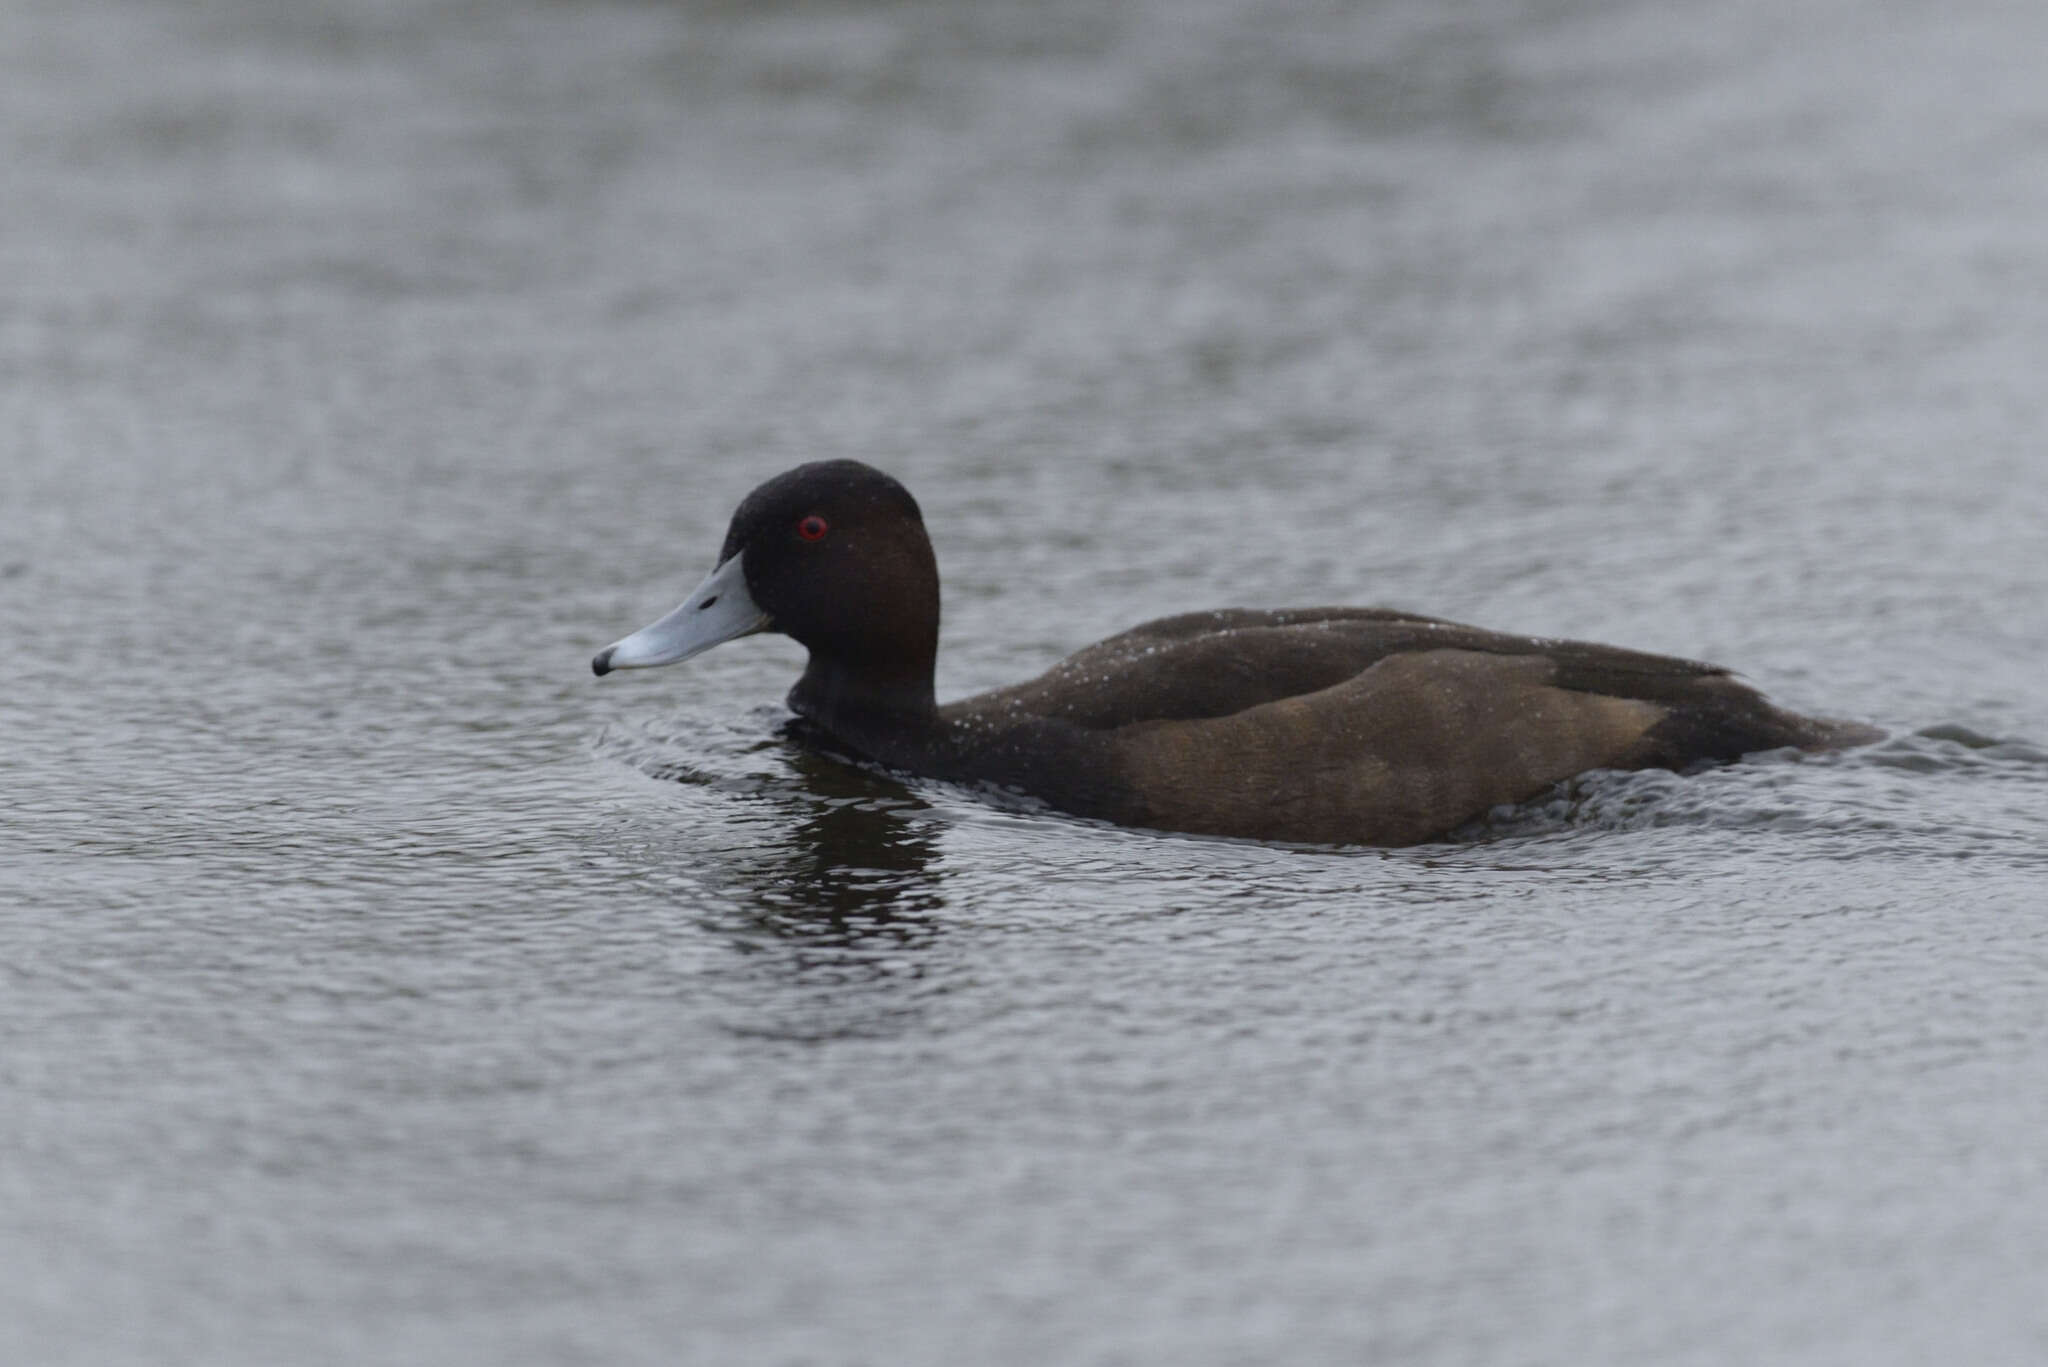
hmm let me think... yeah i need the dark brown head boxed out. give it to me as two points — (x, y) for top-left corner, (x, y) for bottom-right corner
(592, 460), (941, 717)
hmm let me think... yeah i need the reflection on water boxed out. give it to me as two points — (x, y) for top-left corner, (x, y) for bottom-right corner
(676, 736), (950, 1041)
(734, 741), (945, 930)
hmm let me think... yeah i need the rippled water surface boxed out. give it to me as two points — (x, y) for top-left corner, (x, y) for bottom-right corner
(8, 1), (2048, 1363)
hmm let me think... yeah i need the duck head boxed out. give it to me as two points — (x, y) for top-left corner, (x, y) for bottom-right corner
(593, 460), (941, 719)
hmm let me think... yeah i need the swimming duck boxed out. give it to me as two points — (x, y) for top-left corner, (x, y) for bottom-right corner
(593, 460), (1877, 845)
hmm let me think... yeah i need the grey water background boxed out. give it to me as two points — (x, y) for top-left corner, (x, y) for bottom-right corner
(7, 0), (2048, 1362)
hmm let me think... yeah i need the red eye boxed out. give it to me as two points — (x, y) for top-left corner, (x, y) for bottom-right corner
(796, 515), (829, 542)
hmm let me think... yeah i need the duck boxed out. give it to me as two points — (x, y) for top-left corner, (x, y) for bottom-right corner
(592, 460), (1879, 846)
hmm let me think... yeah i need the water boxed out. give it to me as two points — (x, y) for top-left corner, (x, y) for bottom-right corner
(7, 0), (2048, 1362)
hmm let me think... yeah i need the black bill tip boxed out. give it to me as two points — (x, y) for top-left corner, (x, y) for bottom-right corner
(591, 647), (615, 677)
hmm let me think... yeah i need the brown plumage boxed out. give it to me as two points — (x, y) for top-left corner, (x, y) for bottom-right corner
(593, 461), (1880, 846)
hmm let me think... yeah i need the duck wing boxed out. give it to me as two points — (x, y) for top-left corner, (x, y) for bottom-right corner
(954, 606), (1743, 731)
(1097, 644), (1866, 846)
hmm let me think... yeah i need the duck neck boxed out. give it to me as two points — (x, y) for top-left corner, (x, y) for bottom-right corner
(787, 652), (940, 762)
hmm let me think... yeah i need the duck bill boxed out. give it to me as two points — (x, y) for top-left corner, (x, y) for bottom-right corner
(592, 553), (769, 676)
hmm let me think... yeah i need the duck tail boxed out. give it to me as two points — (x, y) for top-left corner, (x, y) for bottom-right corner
(1642, 694), (1883, 768)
